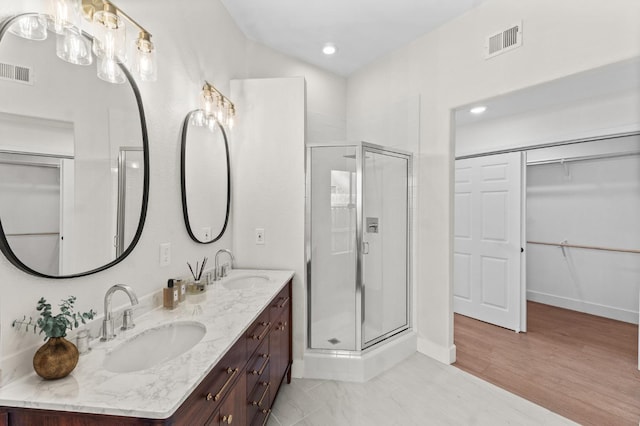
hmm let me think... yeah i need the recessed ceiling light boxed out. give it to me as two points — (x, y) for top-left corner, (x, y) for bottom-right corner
(322, 43), (337, 55)
(470, 105), (487, 114)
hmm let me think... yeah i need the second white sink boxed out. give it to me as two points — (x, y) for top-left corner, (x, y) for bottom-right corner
(103, 321), (206, 373)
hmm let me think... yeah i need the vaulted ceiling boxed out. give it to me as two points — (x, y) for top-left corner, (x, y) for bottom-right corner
(220, 0), (487, 76)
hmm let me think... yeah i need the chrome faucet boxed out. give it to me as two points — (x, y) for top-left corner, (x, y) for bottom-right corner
(214, 249), (235, 280)
(101, 284), (139, 341)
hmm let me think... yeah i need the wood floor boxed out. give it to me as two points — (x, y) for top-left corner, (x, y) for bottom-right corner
(454, 302), (640, 425)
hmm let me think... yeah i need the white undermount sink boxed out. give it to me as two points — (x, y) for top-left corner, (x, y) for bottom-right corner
(222, 274), (269, 290)
(103, 321), (206, 373)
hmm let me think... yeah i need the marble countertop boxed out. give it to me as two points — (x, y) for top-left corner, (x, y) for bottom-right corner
(0, 269), (294, 419)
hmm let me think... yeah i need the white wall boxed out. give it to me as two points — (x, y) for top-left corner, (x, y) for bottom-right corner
(0, 0), (345, 385)
(230, 77), (306, 372)
(347, 0), (640, 363)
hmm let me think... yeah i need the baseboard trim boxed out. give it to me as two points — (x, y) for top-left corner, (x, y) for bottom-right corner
(417, 337), (456, 364)
(527, 290), (638, 324)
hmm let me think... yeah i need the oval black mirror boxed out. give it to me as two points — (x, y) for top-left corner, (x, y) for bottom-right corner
(0, 14), (149, 278)
(180, 110), (230, 244)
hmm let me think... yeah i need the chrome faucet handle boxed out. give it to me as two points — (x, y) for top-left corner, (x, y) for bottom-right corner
(121, 308), (135, 331)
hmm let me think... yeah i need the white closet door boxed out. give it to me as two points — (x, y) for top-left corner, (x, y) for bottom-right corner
(454, 152), (525, 332)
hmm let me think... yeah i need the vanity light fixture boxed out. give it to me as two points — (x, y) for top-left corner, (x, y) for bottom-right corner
(8, 0), (157, 83)
(201, 81), (236, 129)
(470, 105), (487, 114)
(82, 0), (157, 82)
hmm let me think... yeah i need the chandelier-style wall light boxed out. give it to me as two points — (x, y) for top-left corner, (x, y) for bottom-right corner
(199, 81), (236, 130)
(8, 0), (156, 83)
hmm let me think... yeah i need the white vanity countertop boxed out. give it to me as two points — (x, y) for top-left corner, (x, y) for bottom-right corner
(0, 269), (294, 419)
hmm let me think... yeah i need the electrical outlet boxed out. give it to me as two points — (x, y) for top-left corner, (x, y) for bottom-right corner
(202, 227), (211, 242)
(159, 243), (171, 266)
(255, 228), (265, 245)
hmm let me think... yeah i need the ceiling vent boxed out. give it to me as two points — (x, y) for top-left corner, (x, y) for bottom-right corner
(485, 22), (522, 59)
(0, 62), (33, 85)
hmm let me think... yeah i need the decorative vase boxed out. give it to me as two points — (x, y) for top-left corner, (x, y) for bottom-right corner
(33, 336), (79, 380)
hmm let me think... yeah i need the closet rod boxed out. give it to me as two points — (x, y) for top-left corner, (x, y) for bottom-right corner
(527, 240), (640, 255)
(455, 130), (640, 160)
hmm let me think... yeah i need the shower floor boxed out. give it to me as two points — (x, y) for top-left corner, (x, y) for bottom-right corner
(311, 311), (356, 351)
(311, 313), (392, 351)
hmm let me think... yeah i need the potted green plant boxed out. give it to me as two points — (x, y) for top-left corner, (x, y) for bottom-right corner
(13, 296), (96, 380)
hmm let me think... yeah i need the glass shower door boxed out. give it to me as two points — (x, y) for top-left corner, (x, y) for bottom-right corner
(361, 147), (409, 347)
(309, 145), (358, 351)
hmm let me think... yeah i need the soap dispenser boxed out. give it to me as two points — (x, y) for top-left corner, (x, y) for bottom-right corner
(163, 279), (179, 309)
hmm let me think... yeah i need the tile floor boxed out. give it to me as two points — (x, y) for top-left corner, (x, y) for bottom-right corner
(268, 353), (576, 425)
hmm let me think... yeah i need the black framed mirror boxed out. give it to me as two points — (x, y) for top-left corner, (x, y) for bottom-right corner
(0, 14), (149, 278)
(180, 110), (230, 244)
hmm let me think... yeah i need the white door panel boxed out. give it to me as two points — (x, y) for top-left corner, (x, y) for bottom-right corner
(454, 152), (525, 332)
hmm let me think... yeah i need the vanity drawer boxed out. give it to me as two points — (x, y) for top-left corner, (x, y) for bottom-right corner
(247, 379), (271, 424)
(270, 281), (291, 322)
(246, 309), (271, 355)
(173, 338), (246, 425)
(251, 407), (272, 426)
(246, 337), (271, 393)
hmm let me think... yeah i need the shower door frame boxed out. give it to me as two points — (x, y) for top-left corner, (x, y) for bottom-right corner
(306, 141), (413, 353)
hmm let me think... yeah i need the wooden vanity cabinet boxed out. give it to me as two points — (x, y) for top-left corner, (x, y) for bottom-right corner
(1, 280), (292, 426)
(269, 284), (292, 405)
(246, 281), (292, 425)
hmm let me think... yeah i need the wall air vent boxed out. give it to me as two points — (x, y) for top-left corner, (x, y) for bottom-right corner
(485, 22), (522, 59)
(0, 62), (33, 85)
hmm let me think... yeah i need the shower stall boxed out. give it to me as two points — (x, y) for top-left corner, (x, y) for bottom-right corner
(305, 142), (415, 381)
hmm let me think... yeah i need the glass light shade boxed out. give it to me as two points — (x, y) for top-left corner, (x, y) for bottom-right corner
(56, 27), (92, 65)
(216, 97), (225, 123)
(92, 10), (126, 63)
(97, 56), (126, 84)
(202, 94), (214, 117)
(9, 15), (48, 41)
(227, 114), (235, 130)
(133, 46), (157, 82)
(47, 0), (81, 35)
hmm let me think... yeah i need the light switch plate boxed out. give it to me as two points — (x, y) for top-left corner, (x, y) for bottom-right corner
(255, 228), (265, 245)
(159, 243), (171, 266)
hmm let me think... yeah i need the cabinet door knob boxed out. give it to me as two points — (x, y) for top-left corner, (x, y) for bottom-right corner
(222, 414), (233, 424)
(205, 392), (213, 401)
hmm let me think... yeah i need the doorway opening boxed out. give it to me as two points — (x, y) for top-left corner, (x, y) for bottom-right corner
(450, 58), (640, 425)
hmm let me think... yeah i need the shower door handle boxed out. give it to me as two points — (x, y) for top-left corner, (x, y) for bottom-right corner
(363, 242), (369, 254)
